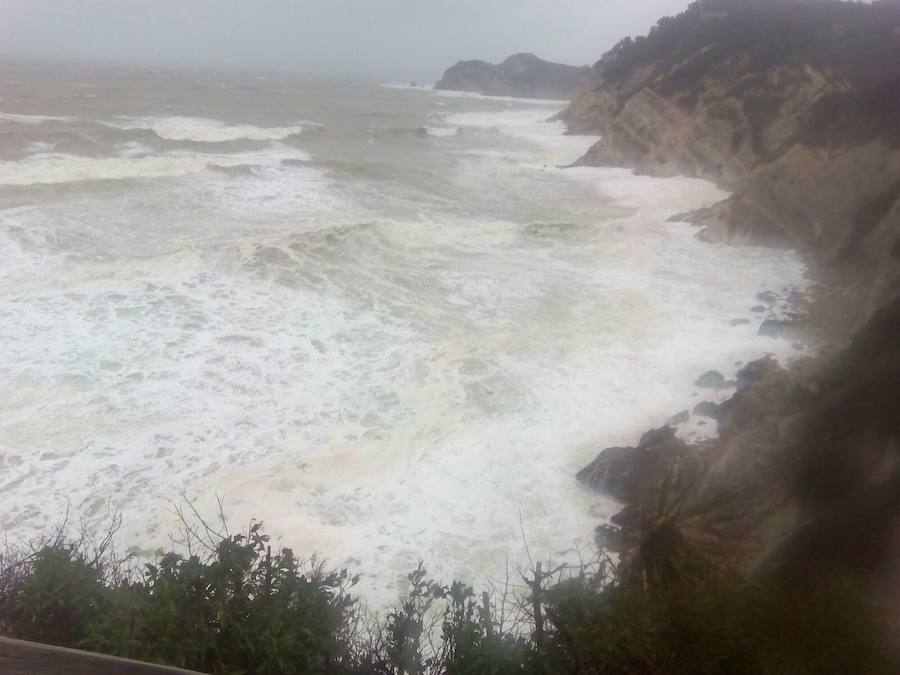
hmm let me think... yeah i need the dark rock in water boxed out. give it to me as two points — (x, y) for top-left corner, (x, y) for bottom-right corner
(435, 52), (587, 99)
(576, 445), (633, 498)
(576, 426), (694, 505)
(735, 357), (777, 389)
(695, 370), (726, 389)
(730, 318), (751, 326)
(666, 210), (698, 223)
(638, 425), (678, 447)
(693, 400), (724, 421)
(751, 305), (766, 313)
(668, 410), (690, 425)
(756, 291), (777, 305)
(758, 319), (798, 339)
(409, 80), (419, 88)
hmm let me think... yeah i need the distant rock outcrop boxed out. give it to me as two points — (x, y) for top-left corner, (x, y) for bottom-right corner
(435, 53), (587, 100)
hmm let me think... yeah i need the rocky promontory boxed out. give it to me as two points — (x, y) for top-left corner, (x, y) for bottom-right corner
(435, 53), (586, 99)
(562, 0), (900, 328)
(571, 0), (900, 587)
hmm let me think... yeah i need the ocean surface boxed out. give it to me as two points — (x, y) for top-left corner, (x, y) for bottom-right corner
(0, 62), (807, 604)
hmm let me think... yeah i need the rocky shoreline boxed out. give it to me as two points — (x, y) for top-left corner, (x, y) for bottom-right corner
(565, 0), (900, 581)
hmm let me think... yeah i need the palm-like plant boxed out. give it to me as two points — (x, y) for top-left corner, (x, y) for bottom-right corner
(616, 459), (749, 591)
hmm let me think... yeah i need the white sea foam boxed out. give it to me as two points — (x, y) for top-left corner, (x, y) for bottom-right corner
(199, 164), (344, 218)
(432, 88), (569, 105)
(0, 112), (76, 124)
(425, 126), (459, 137)
(382, 81), (434, 90)
(0, 83), (810, 607)
(112, 115), (307, 142)
(442, 108), (595, 166)
(0, 145), (310, 185)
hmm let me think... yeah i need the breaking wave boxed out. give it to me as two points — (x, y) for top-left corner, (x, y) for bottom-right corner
(111, 115), (308, 143)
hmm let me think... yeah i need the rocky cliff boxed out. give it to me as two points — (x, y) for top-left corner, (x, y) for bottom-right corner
(562, 0), (900, 328)
(571, 0), (900, 585)
(435, 53), (586, 99)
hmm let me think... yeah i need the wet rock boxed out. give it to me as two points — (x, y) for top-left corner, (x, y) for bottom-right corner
(730, 318), (750, 326)
(752, 305), (766, 313)
(576, 426), (693, 504)
(668, 410), (690, 425)
(693, 400), (725, 421)
(758, 319), (797, 339)
(756, 291), (778, 305)
(695, 370), (726, 389)
(733, 358), (775, 390)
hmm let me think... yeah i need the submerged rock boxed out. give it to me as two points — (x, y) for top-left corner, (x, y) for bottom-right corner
(693, 400), (725, 421)
(758, 319), (798, 340)
(695, 370), (726, 389)
(668, 409), (690, 425)
(735, 357), (777, 390)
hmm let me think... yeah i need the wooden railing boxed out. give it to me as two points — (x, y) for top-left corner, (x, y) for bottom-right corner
(0, 636), (206, 674)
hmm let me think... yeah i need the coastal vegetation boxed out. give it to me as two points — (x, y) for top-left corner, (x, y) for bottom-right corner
(1, 500), (896, 674)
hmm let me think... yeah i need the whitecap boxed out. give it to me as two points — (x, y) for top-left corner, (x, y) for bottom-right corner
(0, 145), (310, 186)
(431, 88), (569, 105)
(0, 112), (77, 124)
(444, 109), (598, 166)
(425, 126), (459, 138)
(111, 115), (308, 143)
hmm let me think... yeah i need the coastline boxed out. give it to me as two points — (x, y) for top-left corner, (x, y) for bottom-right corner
(564, 132), (896, 567)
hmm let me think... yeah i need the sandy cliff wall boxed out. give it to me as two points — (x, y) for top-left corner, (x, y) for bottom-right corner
(570, 0), (900, 579)
(562, 0), (900, 327)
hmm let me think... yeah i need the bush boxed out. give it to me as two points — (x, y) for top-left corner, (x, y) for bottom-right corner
(0, 520), (358, 674)
(0, 513), (896, 674)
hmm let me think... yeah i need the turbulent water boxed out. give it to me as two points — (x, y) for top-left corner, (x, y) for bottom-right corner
(0, 62), (807, 604)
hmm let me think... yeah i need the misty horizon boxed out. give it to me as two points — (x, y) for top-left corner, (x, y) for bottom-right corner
(0, 0), (695, 80)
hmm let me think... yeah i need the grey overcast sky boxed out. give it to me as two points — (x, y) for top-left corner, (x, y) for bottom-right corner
(0, 0), (694, 80)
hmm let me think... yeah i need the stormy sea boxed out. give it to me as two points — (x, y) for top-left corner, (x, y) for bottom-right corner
(0, 62), (807, 604)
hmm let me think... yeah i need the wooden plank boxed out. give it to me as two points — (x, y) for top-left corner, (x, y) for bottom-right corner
(0, 636), (206, 675)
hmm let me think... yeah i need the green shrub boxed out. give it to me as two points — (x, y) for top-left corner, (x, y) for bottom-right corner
(1, 516), (896, 674)
(86, 523), (358, 674)
(3, 545), (107, 646)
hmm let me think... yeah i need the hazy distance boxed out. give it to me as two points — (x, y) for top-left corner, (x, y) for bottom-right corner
(0, 0), (694, 80)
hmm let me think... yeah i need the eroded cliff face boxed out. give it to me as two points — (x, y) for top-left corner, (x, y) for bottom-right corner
(435, 53), (587, 100)
(563, 0), (900, 326)
(572, 0), (900, 582)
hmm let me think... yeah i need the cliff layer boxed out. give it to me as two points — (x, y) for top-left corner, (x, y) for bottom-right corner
(571, 0), (900, 584)
(563, 0), (900, 326)
(435, 53), (586, 100)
